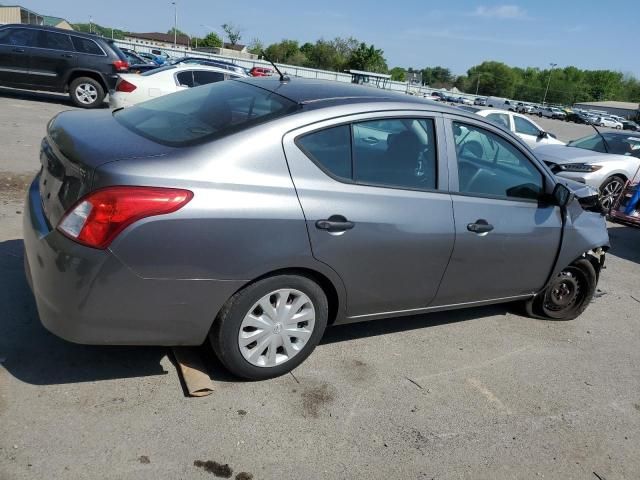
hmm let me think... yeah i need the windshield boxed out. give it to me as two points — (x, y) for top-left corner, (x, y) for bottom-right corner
(569, 133), (640, 157)
(114, 80), (299, 147)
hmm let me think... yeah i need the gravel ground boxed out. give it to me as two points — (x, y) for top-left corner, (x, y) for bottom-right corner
(1, 90), (639, 480)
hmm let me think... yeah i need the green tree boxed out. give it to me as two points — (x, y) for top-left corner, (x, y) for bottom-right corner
(466, 61), (518, 97)
(347, 43), (388, 73)
(389, 67), (406, 82)
(199, 32), (222, 48)
(167, 27), (187, 36)
(221, 23), (242, 45)
(247, 38), (264, 55)
(265, 40), (303, 64)
(71, 23), (126, 40)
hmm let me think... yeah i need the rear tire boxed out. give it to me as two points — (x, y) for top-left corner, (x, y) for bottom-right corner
(210, 275), (328, 380)
(523, 259), (596, 321)
(69, 77), (105, 108)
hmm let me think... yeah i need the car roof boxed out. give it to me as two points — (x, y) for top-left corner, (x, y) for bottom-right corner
(165, 64), (241, 74)
(0, 23), (111, 42)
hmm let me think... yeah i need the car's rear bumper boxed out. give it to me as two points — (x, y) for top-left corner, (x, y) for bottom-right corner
(23, 175), (244, 346)
(108, 92), (137, 109)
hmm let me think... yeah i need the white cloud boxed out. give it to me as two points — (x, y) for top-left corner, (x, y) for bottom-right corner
(472, 5), (528, 19)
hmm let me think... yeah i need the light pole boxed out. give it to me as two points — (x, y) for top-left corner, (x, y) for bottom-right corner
(542, 62), (557, 106)
(172, 2), (177, 49)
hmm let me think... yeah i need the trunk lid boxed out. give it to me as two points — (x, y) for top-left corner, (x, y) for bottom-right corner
(39, 110), (173, 226)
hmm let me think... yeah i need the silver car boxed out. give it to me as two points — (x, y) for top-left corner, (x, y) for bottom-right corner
(24, 78), (609, 380)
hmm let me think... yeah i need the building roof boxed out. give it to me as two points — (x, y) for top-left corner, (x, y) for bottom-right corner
(574, 101), (640, 111)
(222, 42), (245, 51)
(125, 31), (190, 47)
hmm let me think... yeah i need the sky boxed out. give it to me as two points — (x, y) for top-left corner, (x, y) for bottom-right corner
(23, 0), (635, 77)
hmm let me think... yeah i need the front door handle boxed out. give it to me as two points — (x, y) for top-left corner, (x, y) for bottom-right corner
(467, 219), (494, 234)
(61, 53), (74, 58)
(316, 215), (355, 233)
(12, 48), (25, 53)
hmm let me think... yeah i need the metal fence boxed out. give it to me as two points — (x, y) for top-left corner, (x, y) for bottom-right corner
(114, 40), (478, 101)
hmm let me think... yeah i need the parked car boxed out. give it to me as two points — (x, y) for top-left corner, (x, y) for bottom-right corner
(539, 107), (567, 120)
(595, 116), (623, 129)
(249, 66), (273, 77)
(24, 78), (609, 380)
(171, 57), (248, 77)
(516, 102), (534, 114)
(0, 24), (129, 107)
(458, 96), (473, 105)
(474, 97), (487, 106)
(565, 112), (590, 124)
(536, 131), (640, 209)
(137, 52), (165, 65)
(622, 120), (640, 131)
(109, 64), (243, 109)
(475, 109), (564, 148)
(431, 91), (447, 101)
(485, 96), (517, 111)
(118, 48), (159, 74)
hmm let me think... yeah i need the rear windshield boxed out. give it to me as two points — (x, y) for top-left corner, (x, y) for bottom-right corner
(114, 80), (299, 146)
(106, 40), (128, 61)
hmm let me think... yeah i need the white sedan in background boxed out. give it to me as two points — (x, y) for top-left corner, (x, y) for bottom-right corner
(475, 109), (565, 148)
(109, 64), (245, 109)
(595, 116), (623, 129)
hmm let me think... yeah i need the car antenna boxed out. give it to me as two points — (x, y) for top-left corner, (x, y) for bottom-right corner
(589, 123), (609, 153)
(260, 51), (289, 82)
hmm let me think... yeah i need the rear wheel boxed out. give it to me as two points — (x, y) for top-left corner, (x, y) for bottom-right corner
(69, 77), (105, 108)
(210, 275), (328, 380)
(524, 258), (596, 321)
(599, 175), (625, 211)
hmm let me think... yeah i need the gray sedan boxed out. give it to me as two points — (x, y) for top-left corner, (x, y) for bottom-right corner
(24, 78), (609, 380)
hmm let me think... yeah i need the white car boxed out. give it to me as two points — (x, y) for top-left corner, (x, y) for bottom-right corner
(538, 107), (567, 120)
(475, 109), (565, 148)
(458, 97), (473, 105)
(109, 64), (244, 109)
(596, 117), (623, 129)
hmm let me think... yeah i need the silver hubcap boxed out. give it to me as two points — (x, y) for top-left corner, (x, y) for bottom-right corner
(238, 289), (315, 368)
(600, 179), (624, 210)
(75, 83), (98, 104)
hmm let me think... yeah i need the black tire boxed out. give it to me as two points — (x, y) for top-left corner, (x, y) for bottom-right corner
(523, 258), (596, 321)
(210, 275), (328, 380)
(599, 175), (626, 211)
(69, 76), (105, 108)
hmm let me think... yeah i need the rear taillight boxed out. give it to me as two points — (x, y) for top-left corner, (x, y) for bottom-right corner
(113, 60), (129, 72)
(57, 186), (193, 249)
(116, 78), (137, 93)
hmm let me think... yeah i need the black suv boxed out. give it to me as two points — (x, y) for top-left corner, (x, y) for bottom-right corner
(0, 24), (129, 108)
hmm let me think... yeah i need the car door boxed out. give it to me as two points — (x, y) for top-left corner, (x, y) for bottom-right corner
(0, 27), (38, 85)
(433, 116), (562, 306)
(29, 30), (77, 89)
(283, 113), (455, 319)
(513, 114), (544, 147)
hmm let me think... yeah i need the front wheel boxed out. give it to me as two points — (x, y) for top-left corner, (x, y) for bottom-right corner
(69, 77), (105, 108)
(210, 275), (328, 380)
(615, 125), (622, 129)
(524, 258), (596, 321)
(599, 175), (626, 211)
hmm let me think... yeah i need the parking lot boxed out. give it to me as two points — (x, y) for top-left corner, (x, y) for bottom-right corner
(1, 90), (640, 480)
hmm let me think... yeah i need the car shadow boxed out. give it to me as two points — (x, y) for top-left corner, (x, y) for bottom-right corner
(0, 238), (511, 387)
(607, 223), (640, 264)
(0, 86), (107, 108)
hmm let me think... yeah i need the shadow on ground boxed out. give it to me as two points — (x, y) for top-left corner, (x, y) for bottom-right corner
(607, 223), (640, 265)
(0, 86), (107, 108)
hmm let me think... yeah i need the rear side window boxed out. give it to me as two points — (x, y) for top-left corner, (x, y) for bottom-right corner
(176, 71), (194, 87)
(38, 31), (73, 51)
(193, 70), (225, 86)
(486, 113), (510, 129)
(114, 80), (299, 146)
(71, 37), (104, 55)
(297, 126), (352, 180)
(0, 28), (37, 46)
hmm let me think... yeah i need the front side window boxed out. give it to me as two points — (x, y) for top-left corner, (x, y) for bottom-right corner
(514, 116), (540, 136)
(453, 122), (543, 200)
(297, 118), (438, 191)
(38, 31), (73, 51)
(193, 70), (225, 86)
(0, 28), (37, 47)
(114, 80), (298, 146)
(176, 71), (194, 87)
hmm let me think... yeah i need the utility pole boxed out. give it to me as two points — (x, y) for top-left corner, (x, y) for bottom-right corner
(89, 15), (92, 33)
(542, 62), (557, 106)
(172, 2), (177, 49)
(475, 75), (481, 95)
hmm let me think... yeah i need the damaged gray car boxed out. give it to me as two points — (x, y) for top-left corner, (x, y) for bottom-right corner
(23, 77), (609, 380)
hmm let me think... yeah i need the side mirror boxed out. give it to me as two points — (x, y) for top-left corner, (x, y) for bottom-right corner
(552, 183), (574, 207)
(537, 130), (548, 139)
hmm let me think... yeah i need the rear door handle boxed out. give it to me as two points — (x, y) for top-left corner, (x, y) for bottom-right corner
(12, 48), (25, 53)
(316, 215), (355, 233)
(467, 219), (494, 234)
(61, 53), (74, 58)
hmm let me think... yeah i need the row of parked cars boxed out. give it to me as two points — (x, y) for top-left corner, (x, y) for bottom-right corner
(0, 23), (274, 108)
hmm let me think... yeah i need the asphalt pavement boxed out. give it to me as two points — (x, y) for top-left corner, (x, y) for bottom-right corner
(1, 89), (639, 480)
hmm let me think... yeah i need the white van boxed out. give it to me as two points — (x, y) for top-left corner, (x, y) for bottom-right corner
(485, 96), (518, 111)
